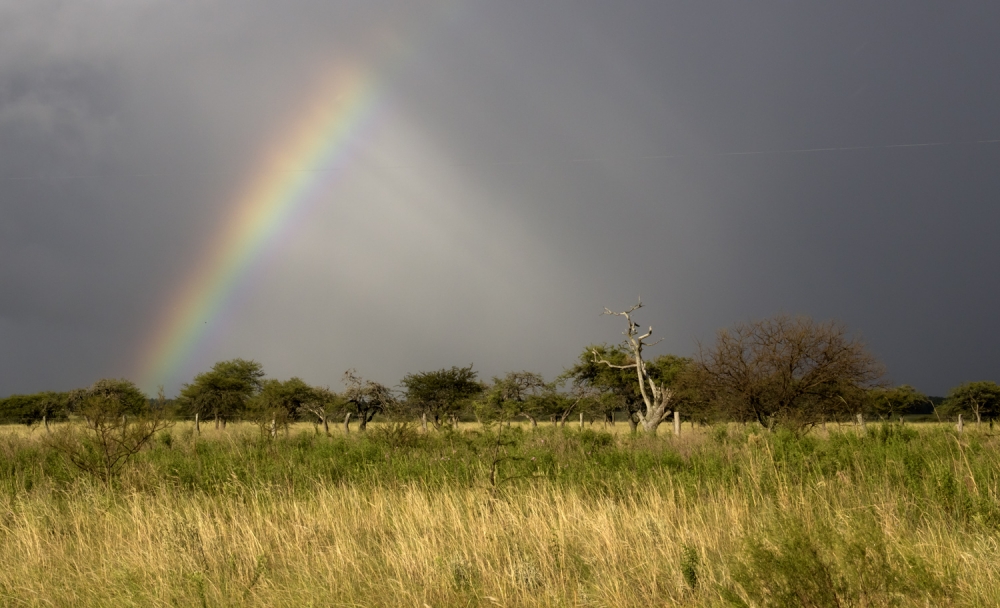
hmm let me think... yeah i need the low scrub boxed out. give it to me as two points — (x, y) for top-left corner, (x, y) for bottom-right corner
(0, 422), (997, 606)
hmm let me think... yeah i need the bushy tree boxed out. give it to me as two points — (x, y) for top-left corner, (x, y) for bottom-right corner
(342, 369), (396, 431)
(868, 385), (928, 420)
(563, 345), (641, 429)
(178, 359), (265, 427)
(695, 315), (884, 430)
(942, 381), (1000, 427)
(250, 377), (317, 436)
(570, 337), (692, 433)
(49, 379), (170, 484)
(298, 386), (346, 435)
(0, 391), (69, 427)
(401, 365), (483, 430)
(590, 303), (692, 433)
(480, 371), (548, 427)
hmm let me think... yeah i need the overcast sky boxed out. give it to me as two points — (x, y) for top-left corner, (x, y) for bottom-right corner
(2, 1), (998, 397)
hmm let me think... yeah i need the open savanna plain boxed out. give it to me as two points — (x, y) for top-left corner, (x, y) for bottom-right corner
(2, 421), (999, 607)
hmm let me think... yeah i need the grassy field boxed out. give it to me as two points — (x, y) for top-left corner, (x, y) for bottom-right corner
(1, 420), (999, 606)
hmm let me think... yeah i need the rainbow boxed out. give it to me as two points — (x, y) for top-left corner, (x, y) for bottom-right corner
(137, 67), (381, 393)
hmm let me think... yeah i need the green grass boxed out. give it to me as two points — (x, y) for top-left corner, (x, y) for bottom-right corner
(0, 421), (998, 605)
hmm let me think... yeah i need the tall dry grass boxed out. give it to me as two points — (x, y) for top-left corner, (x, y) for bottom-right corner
(0, 421), (997, 606)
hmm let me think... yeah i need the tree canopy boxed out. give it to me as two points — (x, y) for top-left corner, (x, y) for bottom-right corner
(564, 343), (691, 431)
(942, 381), (1000, 426)
(401, 365), (483, 429)
(695, 315), (884, 430)
(178, 358), (265, 424)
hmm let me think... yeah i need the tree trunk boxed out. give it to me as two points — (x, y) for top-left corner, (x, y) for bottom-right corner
(43, 415), (48, 432)
(856, 413), (865, 434)
(421, 412), (428, 433)
(975, 411), (982, 427)
(957, 414), (964, 433)
(579, 412), (584, 430)
(322, 415), (330, 436)
(344, 412), (352, 433)
(628, 415), (638, 434)
(195, 413), (200, 434)
(673, 410), (681, 437)
(559, 408), (573, 427)
(525, 414), (537, 428)
(215, 414), (220, 430)
(269, 417), (276, 439)
(222, 418), (227, 430)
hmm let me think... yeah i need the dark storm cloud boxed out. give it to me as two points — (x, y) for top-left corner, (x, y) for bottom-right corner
(2, 1), (998, 397)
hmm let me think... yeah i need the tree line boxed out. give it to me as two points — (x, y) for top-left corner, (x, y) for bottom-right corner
(3, 305), (999, 433)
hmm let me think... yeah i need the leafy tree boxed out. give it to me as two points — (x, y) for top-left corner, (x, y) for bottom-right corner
(250, 377), (317, 436)
(563, 345), (639, 429)
(942, 381), (1000, 427)
(0, 391), (69, 427)
(568, 340), (692, 433)
(481, 371), (547, 427)
(868, 385), (928, 421)
(401, 365), (483, 430)
(342, 369), (396, 431)
(178, 359), (265, 427)
(298, 385), (346, 435)
(590, 302), (692, 433)
(695, 315), (884, 431)
(536, 387), (601, 427)
(74, 378), (150, 417)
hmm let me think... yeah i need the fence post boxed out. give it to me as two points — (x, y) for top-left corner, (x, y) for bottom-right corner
(674, 411), (681, 436)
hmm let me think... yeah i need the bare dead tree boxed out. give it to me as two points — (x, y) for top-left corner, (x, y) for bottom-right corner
(592, 301), (675, 433)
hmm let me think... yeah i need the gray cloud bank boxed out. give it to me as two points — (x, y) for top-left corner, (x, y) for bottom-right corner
(2, 1), (998, 397)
